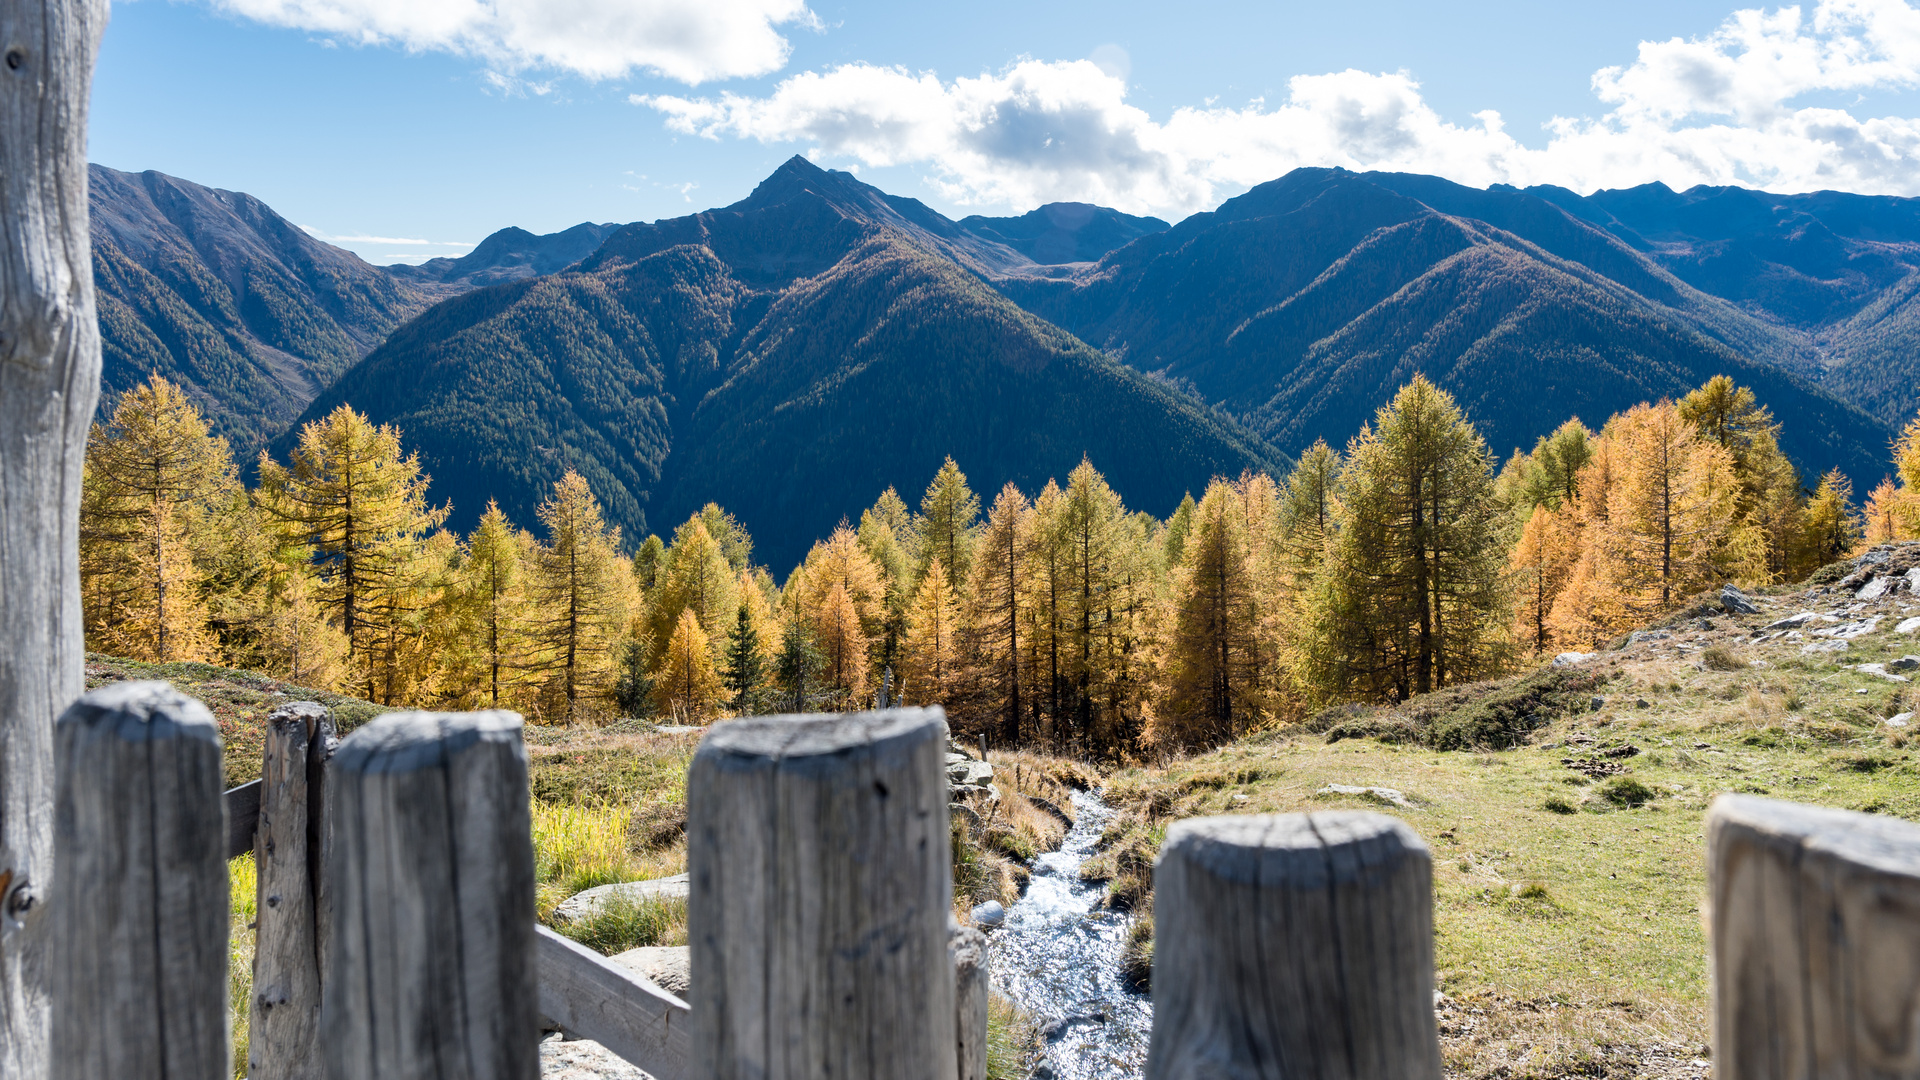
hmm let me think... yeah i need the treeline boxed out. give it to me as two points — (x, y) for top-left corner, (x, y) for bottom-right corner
(80, 374), (1920, 758)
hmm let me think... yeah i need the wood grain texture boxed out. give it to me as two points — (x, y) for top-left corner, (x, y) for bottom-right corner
(1146, 811), (1440, 1080)
(949, 923), (988, 1080)
(321, 710), (537, 1080)
(1707, 793), (1920, 1080)
(50, 681), (229, 1080)
(536, 925), (690, 1080)
(249, 702), (335, 1080)
(687, 708), (957, 1080)
(0, 0), (109, 1071)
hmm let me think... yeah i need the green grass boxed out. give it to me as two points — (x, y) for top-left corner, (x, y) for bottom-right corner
(229, 854), (255, 1079)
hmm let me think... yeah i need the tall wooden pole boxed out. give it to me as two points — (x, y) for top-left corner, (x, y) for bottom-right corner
(0, 0), (107, 1072)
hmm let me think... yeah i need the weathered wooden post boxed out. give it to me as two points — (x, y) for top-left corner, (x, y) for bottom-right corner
(1707, 794), (1920, 1077)
(250, 701), (337, 1080)
(1146, 811), (1441, 1080)
(950, 923), (989, 1080)
(0, 0), (109, 1070)
(50, 681), (229, 1079)
(687, 708), (957, 1079)
(321, 711), (538, 1080)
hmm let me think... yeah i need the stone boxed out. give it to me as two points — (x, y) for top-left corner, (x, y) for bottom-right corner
(1629, 630), (1673, 644)
(539, 1032), (649, 1080)
(1590, 696), (1606, 712)
(1889, 713), (1915, 728)
(610, 945), (691, 997)
(1889, 656), (1920, 672)
(1803, 641), (1852, 654)
(1859, 576), (1894, 601)
(950, 803), (981, 828)
(551, 874), (689, 925)
(970, 901), (1006, 928)
(1812, 616), (1881, 640)
(1720, 584), (1760, 614)
(1318, 784), (1412, 808)
(947, 759), (994, 787)
(1762, 612), (1826, 631)
(1899, 617), (1920, 635)
(1855, 663), (1911, 683)
(1552, 652), (1591, 666)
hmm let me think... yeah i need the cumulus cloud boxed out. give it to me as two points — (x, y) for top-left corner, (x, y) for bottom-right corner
(214, 0), (819, 84)
(635, 0), (1920, 213)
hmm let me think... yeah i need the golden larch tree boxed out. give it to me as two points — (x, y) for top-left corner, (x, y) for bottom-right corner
(900, 556), (961, 705)
(654, 607), (725, 720)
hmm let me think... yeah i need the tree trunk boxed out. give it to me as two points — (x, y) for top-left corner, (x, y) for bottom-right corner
(0, 0), (107, 1071)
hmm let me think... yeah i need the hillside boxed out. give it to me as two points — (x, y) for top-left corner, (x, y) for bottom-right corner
(997, 169), (1896, 493)
(959, 203), (1169, 265)
(89, 164), (627, 457)
(282, 157), (1285, 566)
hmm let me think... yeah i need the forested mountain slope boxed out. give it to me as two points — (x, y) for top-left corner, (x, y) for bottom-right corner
(284, 157), (1284, 567)
(88, 164), (430, 456)
(88, 164), (619, 457)
(996, 168), (1896, 493)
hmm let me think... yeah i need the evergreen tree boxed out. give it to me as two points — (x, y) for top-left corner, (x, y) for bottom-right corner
(723, 600), (766, 712)
(698, 503), (754, 572)
(1163, 492), (1196, 566)
(613, 638), (658, 719)
(80, 375), (238, 662)
(256, 405), (446, 682)
(775, 620), (824, 711)
(900, 557), (961, 706)
(526, 471), (632, 722)
(961, 483), (1033, 744)
(654, 607), (724, 720)
(1797, 469), (1860, 575)
(633, 534), (666, 590)
(1529, 419), (1596, 509)
(918, 456), (982, 586)
(1306, 377), (1510, 703)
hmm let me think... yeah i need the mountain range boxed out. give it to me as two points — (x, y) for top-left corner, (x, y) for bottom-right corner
(87, 158), (1919, 568)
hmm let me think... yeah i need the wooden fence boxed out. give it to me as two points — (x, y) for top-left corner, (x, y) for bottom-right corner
(38, 678), (1920, 1079)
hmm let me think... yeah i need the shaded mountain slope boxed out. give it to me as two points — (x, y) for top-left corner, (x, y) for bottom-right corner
(286, 157), (1285, 567)
(998, 168), (1893, 492)
(959, 203), (1169, 264)
(89, 164), (431, 455)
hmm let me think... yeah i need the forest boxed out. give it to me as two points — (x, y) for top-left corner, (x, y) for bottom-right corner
(79, 373), (1920, 760)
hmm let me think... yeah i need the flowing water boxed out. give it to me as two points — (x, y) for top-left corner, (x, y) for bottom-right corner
(986, 788), (1153, 1079)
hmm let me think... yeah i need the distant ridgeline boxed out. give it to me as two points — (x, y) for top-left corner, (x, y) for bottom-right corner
(89, 156), (1920, 569)
(75, 371), (1920, 758)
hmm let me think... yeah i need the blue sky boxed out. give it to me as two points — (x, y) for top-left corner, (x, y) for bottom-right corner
(91, 0), (1920, 264)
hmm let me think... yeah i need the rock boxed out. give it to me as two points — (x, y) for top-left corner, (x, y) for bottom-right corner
(1628, 630), (1672, 644)
(950, 803), (981, 827)
(1590, 696), (1606, 712)
(540, 1032), (649, 1079)
(610, 945), (691, 997)
(1720, 584), (1760, 614)
(971, 900), (1007, 928)
(1635, 699), (1651, 709)
(1855, 663), (1911, 683)
(1811, 616), (1881, 639)
(1552, 652), (1590, 666)
(1762, 612), (1827, 630)
(551, 874), (689, 925)
(1860, 575), (1895, 600)
(1318, 783), (1412, 808)
(947, 759), (994, 787)
(1027, 795), (1072, 824)
(1890, 656), (1920, 672)
(1802, 640), (1853, 654)
(1899, 617), (1920, 635)
(1889, 713), (1915, 728)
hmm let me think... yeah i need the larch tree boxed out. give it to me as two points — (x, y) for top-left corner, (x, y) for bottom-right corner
(526, 470), (632, 722)
(79, 375), (237, 662)
(1862, 478), (1911, 545)
(654, 607), (725, 720)
(1159, 479), (1256, 746)
(918, 456), (982, 586)
(1163, 492), (1197, 566)
(1056, 459), (1129, 753)
(698, 502), (754, 572)
(1796, 469), (1860, 574)
(962, 483), (1034, 744)
(1306, 377), (1510, 703)
(457, 501), (528, 708)
(256, 405), (446, 684)
(798, 523), (887, 650)
(633, 533), (666, 590)
(900, 556), (961, 706)
(1509, 504), (1578, 653)
(253, 561), (352, 691)
(816, 580), (871, 704)
(649, 515), (737, 655)
(858, 496), (915, 672)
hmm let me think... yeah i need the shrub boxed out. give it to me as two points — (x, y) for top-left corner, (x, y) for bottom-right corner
(1516, 882), (1551, 900)
(1702, 644), (1744, 671)
(1597, 777), (1655, 807)
(557, 893), (685, 954)
(627, 799), (687, 852)
(1120, 912), (1154, 992)
(1543, 795), (1575, 814)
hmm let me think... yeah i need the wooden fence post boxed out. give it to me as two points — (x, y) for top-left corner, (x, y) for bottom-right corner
(0, 0), (109, 1070)
(950, 923), (989, 1080)
(250, 701), (336, 1080)
(1146, 811), (1440, 1080)
(687, 707), (957, 1079)
(50, 681), (229, 1079)
(320, 710), (537, 1080)
(1707, 793), (1920, 1078)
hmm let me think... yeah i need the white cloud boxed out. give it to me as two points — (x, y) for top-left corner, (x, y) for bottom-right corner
(213, 0), (819, 84)
(635, 0), (1920, 215)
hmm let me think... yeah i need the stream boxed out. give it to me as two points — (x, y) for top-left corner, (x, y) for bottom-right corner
(986, 788), (1153, 1079)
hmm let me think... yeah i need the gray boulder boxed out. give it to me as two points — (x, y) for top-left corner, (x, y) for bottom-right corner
(1720, 584), (1760, 614)
(611, 945), (690, 997)
(552, 873), (689, 925)
(971, 900), (1007, 928)
(948, 759), (994, 787)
